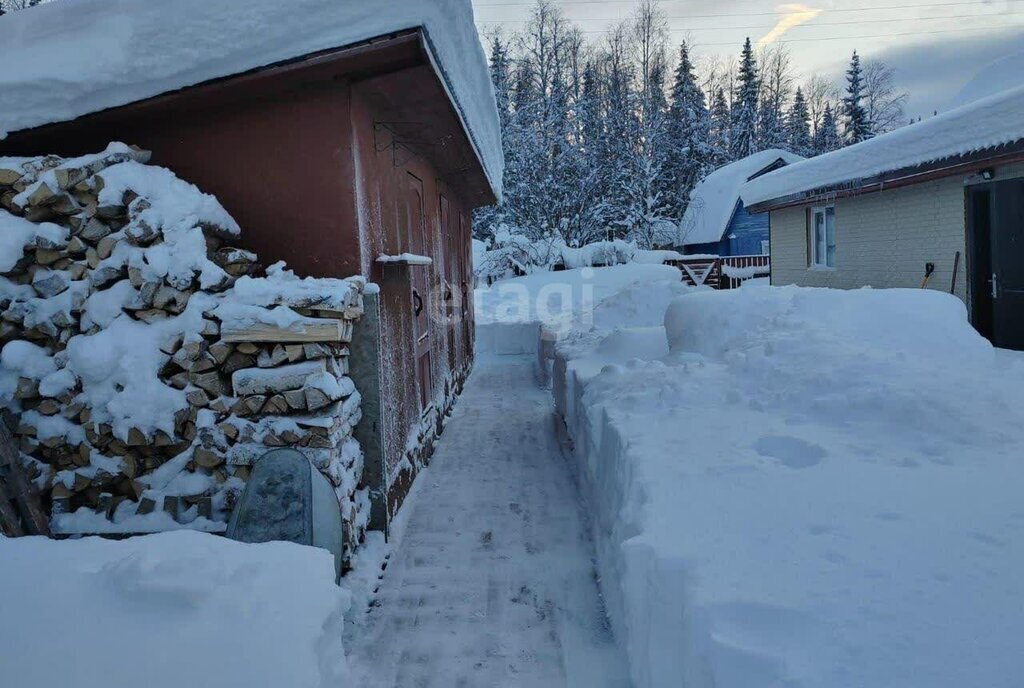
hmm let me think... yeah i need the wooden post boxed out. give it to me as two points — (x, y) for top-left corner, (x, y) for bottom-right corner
(0, 482), (25, 537)
(0, 423), (51, 537)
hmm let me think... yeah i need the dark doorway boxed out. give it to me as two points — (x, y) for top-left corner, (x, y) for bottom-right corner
(968, 179), (1024, 350)
(967, 186), (994, 340)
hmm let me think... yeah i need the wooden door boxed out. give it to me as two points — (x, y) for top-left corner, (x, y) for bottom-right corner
(460, 214), (473, 359)
(406, 173), (432, 409)
(440, 195), (458, 372)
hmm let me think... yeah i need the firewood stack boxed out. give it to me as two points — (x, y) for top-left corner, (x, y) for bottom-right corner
(0, 145), (368, 551)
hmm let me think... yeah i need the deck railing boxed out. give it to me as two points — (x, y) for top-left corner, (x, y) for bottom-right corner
(665, 254), (770, 289)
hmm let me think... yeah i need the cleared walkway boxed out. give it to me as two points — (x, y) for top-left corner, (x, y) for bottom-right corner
(345, 355), (630, 688)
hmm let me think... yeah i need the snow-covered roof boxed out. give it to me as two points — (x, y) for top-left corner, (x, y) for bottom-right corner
(680, 149), (803, 246)
(0, 0), (503, 199)
(743, 84), (1024, 208)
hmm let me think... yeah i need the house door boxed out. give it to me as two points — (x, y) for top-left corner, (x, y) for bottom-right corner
(969, 179), (1024, 350)
(406, 173), (432, 409)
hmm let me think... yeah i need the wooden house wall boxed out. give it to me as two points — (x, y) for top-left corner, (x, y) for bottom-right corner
(350, 76), (475, 516)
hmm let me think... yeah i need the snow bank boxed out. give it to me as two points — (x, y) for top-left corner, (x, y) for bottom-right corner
(474, 264), (681, 354)
(681, 149), (802, 246)
(0, 0), (502, 198)
(0, 531), (350, 688)
(554, 285), (1024, 688)
(743, 84), (1024, 206)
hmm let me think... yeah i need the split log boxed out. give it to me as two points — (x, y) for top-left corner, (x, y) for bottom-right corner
(257, 344), (289, 368)
(221, 316), (351, 344)
(193, 447), (224, 469)
(0, 168), (23, 187)
(231, 359), (327, 396)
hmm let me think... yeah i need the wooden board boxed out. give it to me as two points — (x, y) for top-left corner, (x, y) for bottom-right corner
(221, 317), (350, 344)
(0, 423), (51, 537)
(0, 481), (25, 537)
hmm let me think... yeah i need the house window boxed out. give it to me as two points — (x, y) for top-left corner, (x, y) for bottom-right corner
(810, 205), (836, 268)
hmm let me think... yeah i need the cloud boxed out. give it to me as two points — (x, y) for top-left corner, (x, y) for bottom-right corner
(853, 27), (1024, 117)
(758, 3), (823, 45)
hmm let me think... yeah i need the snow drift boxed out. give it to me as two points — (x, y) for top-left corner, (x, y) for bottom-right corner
(0, 531), (350, 688)
(555, 285), (1024, 688)
(474, 264), (682, 355)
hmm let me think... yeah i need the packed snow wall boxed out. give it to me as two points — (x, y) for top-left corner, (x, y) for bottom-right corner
(0, 144), (369, 557)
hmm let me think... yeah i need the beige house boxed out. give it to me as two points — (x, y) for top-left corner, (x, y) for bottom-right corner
(742, 85), (1024, 350)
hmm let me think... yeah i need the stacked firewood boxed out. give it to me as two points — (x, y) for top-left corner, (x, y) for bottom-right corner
(0, 146), (367, 543)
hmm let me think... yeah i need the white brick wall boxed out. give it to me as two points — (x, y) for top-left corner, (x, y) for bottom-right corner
(770, 161), (1024, 306)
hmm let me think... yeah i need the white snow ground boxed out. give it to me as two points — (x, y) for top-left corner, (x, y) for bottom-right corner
(345, 354), (630, 688)
(0, 531), (350, 688)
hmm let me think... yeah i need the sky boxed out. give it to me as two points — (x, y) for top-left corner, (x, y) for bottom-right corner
(471, 0), (1024, 118)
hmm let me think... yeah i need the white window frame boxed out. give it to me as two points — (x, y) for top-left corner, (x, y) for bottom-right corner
(810, 205), (836, 269)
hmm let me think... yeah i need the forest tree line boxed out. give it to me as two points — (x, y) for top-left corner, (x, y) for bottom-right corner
(475, 0), (908, 249)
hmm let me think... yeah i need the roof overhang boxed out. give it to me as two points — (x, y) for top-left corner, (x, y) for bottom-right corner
(747, 139), (1024, 213)
(0, 28), (497, 205)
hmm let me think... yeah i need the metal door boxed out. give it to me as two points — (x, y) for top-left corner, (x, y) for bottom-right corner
(991, 179), (1024, 350)
(406, 173), (432, 409)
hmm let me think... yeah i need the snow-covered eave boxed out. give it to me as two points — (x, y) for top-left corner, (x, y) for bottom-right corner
(746, 139), (1024, 214)
(1, 26), (501, 204)
(418, 30), (503, 204)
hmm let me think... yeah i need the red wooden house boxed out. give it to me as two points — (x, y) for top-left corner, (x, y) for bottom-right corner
(0, 0), (503, 529)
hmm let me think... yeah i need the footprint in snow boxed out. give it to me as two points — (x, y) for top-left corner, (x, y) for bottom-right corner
(753, 434), (827, 469)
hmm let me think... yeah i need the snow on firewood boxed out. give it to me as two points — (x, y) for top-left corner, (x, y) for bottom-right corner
(0, 145), (368, 551)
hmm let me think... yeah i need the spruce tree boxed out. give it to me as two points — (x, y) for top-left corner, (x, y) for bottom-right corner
(786, 86), (811, 156)
(843, 51), (872, 144)
(731, 37), (760, 159)
(664, 41), (711, 219)
(709, 88), (731, 166)
(812, 103), (842, 154)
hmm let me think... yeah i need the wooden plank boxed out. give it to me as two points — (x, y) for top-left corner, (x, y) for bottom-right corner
(221, 318), (350, 344)
(0, 423), (51, 537)
(0, 481), (25, 537)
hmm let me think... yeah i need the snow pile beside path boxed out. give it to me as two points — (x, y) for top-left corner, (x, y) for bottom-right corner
(474, 264), (681, 355)
(475, 264), (681, 327)
(0, 531), (350, 688)
(555, 285), (1024, 688)
(0, 0), (501, 197)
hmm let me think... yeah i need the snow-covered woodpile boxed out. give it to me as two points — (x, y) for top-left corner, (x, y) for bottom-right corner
(0, 144), (369, 547)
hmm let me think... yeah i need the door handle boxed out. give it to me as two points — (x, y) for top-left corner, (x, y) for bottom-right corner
(992, 272), (998, 299)
(413, 290), (423, 316)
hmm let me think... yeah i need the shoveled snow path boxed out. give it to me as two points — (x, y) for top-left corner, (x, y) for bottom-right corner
(345, 355), (630, 688)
